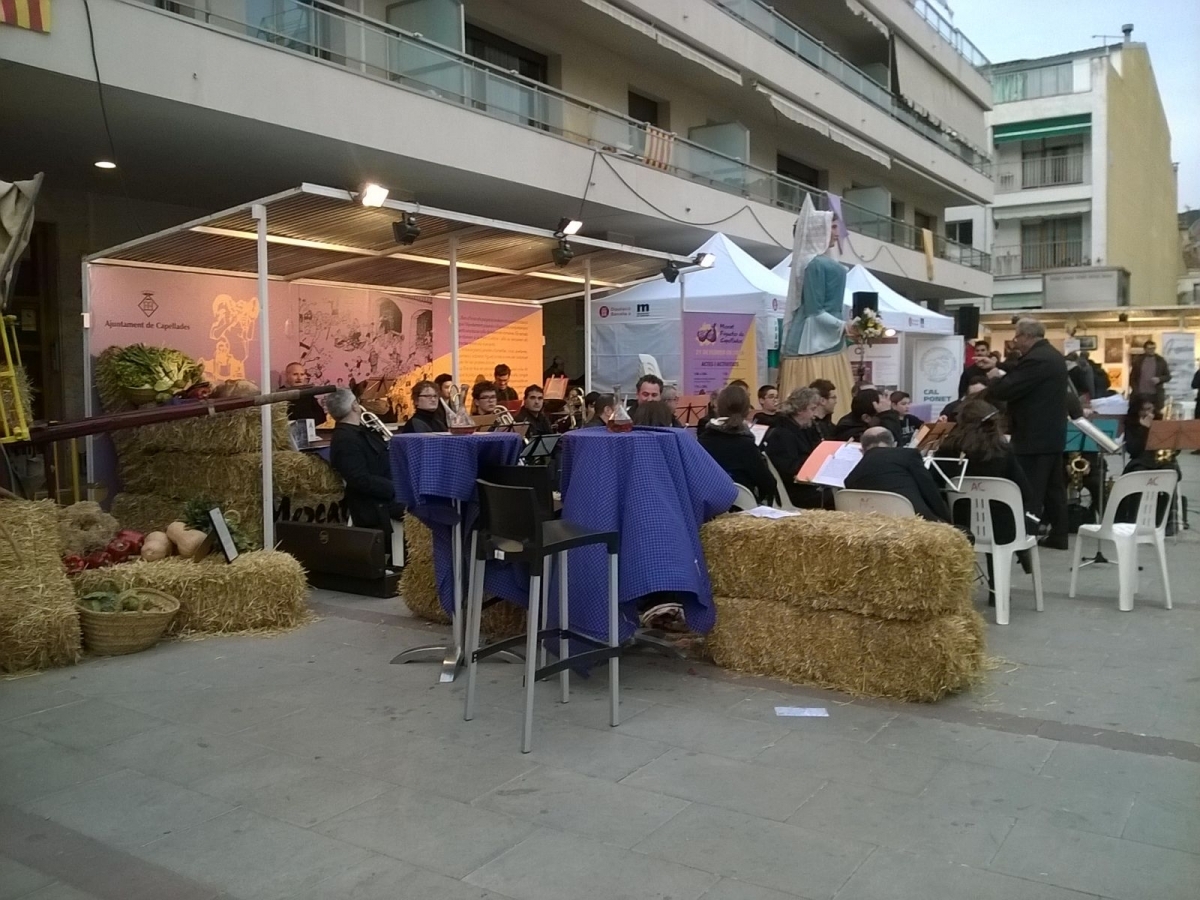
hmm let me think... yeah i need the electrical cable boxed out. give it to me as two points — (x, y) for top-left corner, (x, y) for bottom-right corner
(576, 149), (600, 222)
(82, 0), (146, 235)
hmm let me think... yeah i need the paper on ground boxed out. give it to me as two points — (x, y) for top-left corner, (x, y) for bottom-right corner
(774, 706), (829, 717)
(740, 506), (801, 518)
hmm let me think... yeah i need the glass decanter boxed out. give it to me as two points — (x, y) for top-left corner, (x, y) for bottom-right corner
(607, 384), (633, 433)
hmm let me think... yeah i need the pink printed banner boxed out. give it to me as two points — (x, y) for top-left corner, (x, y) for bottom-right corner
(431, 298), (543, 389)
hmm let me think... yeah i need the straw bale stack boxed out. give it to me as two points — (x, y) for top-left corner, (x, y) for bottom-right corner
(71, 551), (309, 634)
(0, 500), (81, 673)
(109, 493), (187, 537)
(112, 406), (292, 457)
(700, 512), (985, 701)
(702, 512), (976, 621)
(708, 596), (985, 702)
(118, 449), (342, 501)
(57, 502), (120, 557)
(401, 515), (525, 638)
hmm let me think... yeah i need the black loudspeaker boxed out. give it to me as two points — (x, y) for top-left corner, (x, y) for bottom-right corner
(276, 521), (399, 597)
(956, 305), (980, 340)
(851, 292), (877, 318)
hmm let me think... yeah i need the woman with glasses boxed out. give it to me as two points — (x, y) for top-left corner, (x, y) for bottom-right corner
(401, 380), (449, 434)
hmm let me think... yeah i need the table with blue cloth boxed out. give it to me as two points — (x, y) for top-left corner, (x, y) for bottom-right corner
(388, 432), (526, 620)
(548, 427), (737, 645)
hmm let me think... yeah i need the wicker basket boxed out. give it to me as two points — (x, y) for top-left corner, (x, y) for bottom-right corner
(76, 588), (179, 656)
(124, 387), (160, 407)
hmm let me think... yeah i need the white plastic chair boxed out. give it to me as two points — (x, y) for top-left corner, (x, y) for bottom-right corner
(947, 476), (1043, 626)
(731, 483), (758, 512)
(1069, 469), (1177, 611)
(834, 489), (915, 518)
(763, 454), (798, 512)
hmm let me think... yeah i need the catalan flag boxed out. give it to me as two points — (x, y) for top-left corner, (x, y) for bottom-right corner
(0, 0), (50, 33)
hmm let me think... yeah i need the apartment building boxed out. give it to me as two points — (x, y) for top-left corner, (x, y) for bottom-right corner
(2, 0), (994, 418)
(947, 27), (1177, 313)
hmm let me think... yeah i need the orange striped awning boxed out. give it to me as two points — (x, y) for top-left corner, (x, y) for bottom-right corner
(0, 0), (50, 32)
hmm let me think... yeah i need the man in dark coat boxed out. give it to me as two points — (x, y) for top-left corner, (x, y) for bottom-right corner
(327, 389), (403, 538)
(843, 427), (950, 522)
(985, 317), (1070, 548)
(1129, 340), (1171, 415)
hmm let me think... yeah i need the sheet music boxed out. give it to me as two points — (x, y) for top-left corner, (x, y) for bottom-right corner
(751, 424), (769, 446)
(811, 442), (863, 488)
(739, 506), (801, 518)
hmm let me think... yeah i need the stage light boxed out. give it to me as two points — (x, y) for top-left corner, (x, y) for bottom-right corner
(551, 238), (575, 267)
(556, 217), (583, 236)
(94, 160), (116, 170)
(884, 328), (896, 338)
(359, 183), (389, 207)
(662, 262), (681, 283)
(694, 252), (716, 268)
(392, 213), (421, 245)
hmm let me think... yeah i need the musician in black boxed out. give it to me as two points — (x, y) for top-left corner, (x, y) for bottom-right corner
(514, 384), (554, 436)
(327, 389), (403, 536)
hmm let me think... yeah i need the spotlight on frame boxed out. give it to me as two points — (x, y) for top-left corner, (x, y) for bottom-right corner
(662, 262), (681, 284)
(392, 213), (421, 245)
(552, 237), (575, 267)
(693, 252), (716, 269)
(359, 183), (389, 207)
(556, 217), (583, 236)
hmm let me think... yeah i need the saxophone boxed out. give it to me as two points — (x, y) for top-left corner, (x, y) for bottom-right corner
(1067, 453), (1090, 492)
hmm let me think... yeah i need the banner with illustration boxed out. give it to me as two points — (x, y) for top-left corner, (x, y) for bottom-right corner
(681, 312), (757, 396)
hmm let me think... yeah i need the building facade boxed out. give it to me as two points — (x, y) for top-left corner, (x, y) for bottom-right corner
(947, 28), (1177, 314)
(2, 0), (994, 419)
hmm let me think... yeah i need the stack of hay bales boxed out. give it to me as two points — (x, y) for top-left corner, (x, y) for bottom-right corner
(701, 512), (985, 702)
(72, 551), (309, 634)
(0, 500), (81, 672)
(401, 514), (525, 638)
(109, 406), (344, 545)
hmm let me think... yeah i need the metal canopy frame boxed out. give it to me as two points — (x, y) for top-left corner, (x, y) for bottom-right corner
(84, 184), (690, 545)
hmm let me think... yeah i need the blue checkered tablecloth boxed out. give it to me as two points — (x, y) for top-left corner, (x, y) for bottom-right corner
(550, 427), (737, 643)
(389, 432), (524, 612)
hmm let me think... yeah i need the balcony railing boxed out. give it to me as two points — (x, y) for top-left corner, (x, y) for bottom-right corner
(994, 153), (1089, 193)
(907, 0), (990, 69)
(992, 241), (1087, 276)
(128, 0), (989, 272)
(710, 0), (992, 172)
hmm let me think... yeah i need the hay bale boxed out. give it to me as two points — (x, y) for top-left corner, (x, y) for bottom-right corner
(71, 551), (309, 634)
(701, 512), (976, 621)
(0, 500), (81, 673)
(400, 515), (525, 638)
(118, 450), (342, 501)
(109, 493), (187, 537)
(709, 595), (985, 702)
(112, 406), (292, 457)
(57, 501), (120, 556)
(0, 364), (34, 433)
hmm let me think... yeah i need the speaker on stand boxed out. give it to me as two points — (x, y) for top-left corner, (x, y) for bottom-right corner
(956, 305), (980, 341)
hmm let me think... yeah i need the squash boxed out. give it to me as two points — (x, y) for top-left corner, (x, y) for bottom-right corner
(167, 520), (210, 560)
(141, 531), (172, 561)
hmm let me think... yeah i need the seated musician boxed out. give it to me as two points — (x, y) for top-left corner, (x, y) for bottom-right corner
(833, 389), (888, 441)
(283, 361), (324, 423)
(843, 427), (950, 523)
(493, 364), (518, 402)
(631, 374), (663, 413)
(753, 384), (780, 426)
(327, 388), (404, 537)
(581, 393), (615, 428)
(471, 381), (498, 416)
(879, 391), (922, 445)
(661, 384), (686, 428)
(401, 380), (448, 434)
(939, 375), (989, 422)
(697, 384), (776, 504)
(809, 379), (838, 439)
(763, 387), (825, 509)
(515, 384), (554, 436)
(632, 400), (674, 427)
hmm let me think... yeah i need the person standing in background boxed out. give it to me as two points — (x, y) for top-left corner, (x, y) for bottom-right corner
(1129, 340), (1171, 415)
(985, 318), (1070, 549)
(493, 364), (518, 402)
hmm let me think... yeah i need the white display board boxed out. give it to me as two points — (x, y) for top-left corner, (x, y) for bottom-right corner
(910, 335), (964, 411)
(1161, 331), (1197, 418)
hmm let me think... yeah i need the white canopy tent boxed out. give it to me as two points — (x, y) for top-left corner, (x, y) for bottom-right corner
(589, 233), (788, 391)
(770, 258), (954, 335)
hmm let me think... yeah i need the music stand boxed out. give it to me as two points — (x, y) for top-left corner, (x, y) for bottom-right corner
(916, 421), (955, 453)
(925, 456), (968, 492)
(676, 395), (709, 427)
(543, 376), (568, 400)
(520, 432), (560, 463)
(1146, 420), (1200, 452)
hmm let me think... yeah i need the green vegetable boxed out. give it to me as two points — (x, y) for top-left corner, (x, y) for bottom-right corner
(103, 344), (205, 403)
(183, 496), (253, 553)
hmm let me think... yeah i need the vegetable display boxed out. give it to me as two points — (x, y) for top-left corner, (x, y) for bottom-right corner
(62, 530), (145, 572)
(104, 344), (205, 403)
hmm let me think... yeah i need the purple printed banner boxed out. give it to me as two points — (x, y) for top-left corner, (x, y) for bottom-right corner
(681, 312), (754, 396)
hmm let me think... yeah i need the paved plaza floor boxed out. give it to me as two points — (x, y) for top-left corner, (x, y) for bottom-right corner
(2, 459), (1198, 900)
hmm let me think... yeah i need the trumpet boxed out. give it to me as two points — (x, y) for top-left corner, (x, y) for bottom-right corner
(492, 405), (516, 428)
(361, 409), (391, 439)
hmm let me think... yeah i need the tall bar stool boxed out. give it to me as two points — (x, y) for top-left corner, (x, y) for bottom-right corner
(463, 479), (621, 752)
